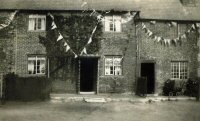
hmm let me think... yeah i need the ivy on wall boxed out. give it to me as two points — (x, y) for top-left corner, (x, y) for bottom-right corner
(40, 14), (103, 57)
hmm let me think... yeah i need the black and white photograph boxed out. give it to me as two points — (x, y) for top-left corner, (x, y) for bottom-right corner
(0, 0), (200, 121)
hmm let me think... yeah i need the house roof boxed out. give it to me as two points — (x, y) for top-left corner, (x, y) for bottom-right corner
(0, 0), (200, 21)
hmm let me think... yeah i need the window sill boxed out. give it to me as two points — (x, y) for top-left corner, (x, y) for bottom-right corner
(100, 75), (124, 78)
(27, 74), (46, 77)
(28, 30), (46, 32)
(104, 31), (123, 33)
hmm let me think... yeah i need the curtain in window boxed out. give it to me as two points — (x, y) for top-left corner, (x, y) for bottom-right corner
(28, 57), (36, 74)
(37, 57), (46, 74)
(28, 18), (35, 31)
(104, 16), (112, 32)
(41, 18), (46, 30)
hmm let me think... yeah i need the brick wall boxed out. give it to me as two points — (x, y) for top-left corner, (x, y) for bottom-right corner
(0, 11), (16, 75)
(98, 15), (137, 93)
(137, 21), (199, 94)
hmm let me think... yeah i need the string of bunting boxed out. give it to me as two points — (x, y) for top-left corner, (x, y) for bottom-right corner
(141, 22), (200, 46)
(48, 10), (104, 57)
(48, 13), (78, 58)
(80, 9), (103, 55)
(0, 10), (18, 30)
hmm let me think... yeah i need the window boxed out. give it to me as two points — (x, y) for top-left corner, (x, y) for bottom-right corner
(28, 56), (46, 74)
(105, 56), (122, 75)
(28, 15), (46, 31)
(171, 61), (188, 79)
(105, 15), (121, 32)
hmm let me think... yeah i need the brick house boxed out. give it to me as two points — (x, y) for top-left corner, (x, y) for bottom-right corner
(0, 0), (200, 97)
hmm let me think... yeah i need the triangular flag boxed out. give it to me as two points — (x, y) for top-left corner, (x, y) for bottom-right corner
(196, 23), (200, 28)
(154, 36), (158, 41)
(81, 1), (87, 7)
(57, 33), (63, 41)
(90, 9), (96, 16)
(92, 25), (97, 35)
(146, 30), (151, 35)
(171, 22), (177, 27)
(87, 37), (92, 44)
(142, 22), (144, 27)
(74, 54), (78, 58)
(192, 24), (195, 29)
(150, 21), (156, 24)
(64, 42), (68, 46)
(0, 10), (18, 30)
(81, 47), (87, 55)
(164, 39), (167, 45)
(51, 21), (57, 30)
(65, 45), (70, 52)
(48, 13), (54, 20)
(157, 37), (161, 42)
(148, 31), (153, 37)
(181, 34), (186, 39)
(168, 23), (172, 27)
(142, 24), (146, 29)
(166, 39), (171, 46)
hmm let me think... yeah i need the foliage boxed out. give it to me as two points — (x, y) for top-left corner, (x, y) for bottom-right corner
(40, 14), (103, 57)
(162, 79), (175, 96)
(185, 78), (200, 97)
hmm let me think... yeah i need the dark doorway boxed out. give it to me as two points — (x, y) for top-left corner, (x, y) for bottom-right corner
(80, 58), (98, 92)
(141, 63), (155, 94)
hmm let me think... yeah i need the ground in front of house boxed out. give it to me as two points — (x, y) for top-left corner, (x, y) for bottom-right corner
(0, 100), (200, 121)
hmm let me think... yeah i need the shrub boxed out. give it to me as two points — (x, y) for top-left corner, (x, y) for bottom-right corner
(162, 79), (175, 96)
(185, 78), (199, 97)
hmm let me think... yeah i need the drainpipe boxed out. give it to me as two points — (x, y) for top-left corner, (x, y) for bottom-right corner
(134, 12), (140, 94)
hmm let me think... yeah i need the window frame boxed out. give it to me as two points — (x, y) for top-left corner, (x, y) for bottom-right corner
(171, 61), (189, 80)
(28, 15), (46, 31)
(104, 56), (123, 76)
(104, 15), (122, 32)
(27, 55), (46, 75)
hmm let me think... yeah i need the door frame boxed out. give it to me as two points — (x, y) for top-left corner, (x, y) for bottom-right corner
(78, 56), (100, 94)
(139, 60), (156, 94)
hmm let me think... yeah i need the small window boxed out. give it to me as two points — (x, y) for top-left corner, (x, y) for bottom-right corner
(171, 61), (188, 79)
(28, 15), (46, 31)
(105, 15), (121, 32)
(28, 56), (46, 74)
(105, 56), (122, 75)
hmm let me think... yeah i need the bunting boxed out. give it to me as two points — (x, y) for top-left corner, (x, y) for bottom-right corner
(51, 21), (57, 30)
(81, 47), (87, 55)
(57, 33), (63, 42)
(0, 10), (18, 30)
(48, 13), (80, 58)
(141, 22), (198, 46)
(87, 37), (92, 44)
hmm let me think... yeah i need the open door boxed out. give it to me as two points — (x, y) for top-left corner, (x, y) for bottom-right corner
(141, 63), (155, 94)
(80, 58), (98, 93)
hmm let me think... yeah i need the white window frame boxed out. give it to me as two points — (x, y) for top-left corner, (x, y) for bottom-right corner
(171, 61), (188, 80)
(104, 15), (122, 32)
(28, 15), (46, 31)
(28, 55), (46, 75)
(104, 56), (122, 76)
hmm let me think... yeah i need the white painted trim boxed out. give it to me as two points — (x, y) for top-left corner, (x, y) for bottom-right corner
(80, 92), (95, 95)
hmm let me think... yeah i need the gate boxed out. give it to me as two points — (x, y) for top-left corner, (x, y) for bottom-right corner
(136, 77), (147, 97)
